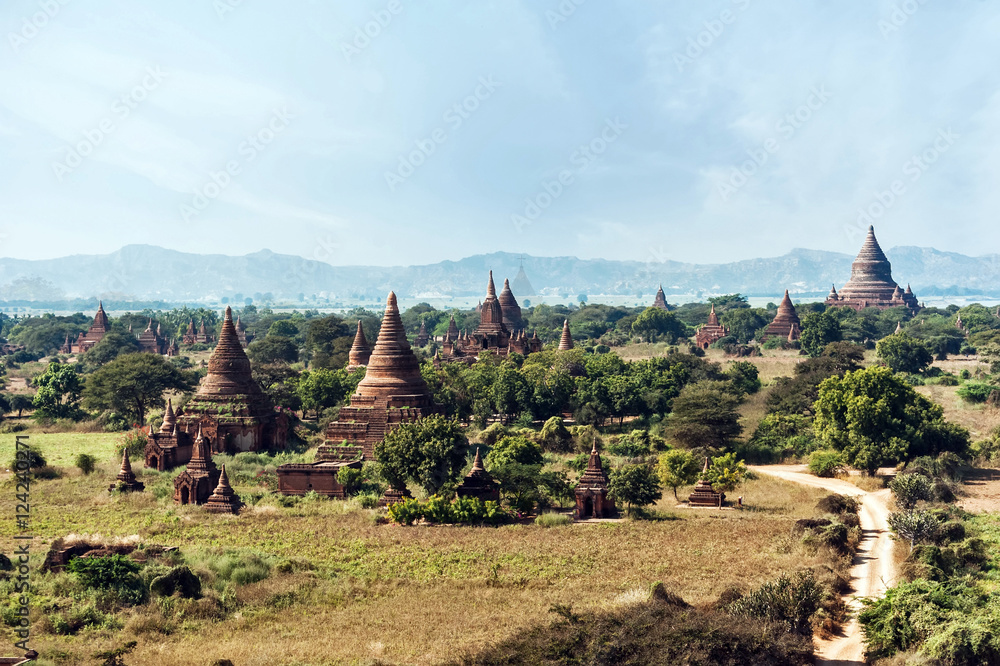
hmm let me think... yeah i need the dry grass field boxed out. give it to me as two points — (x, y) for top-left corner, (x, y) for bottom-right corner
(0, 432), (832, 666)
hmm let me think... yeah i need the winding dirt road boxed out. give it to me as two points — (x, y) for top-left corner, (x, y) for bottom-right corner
(752, 465), (894, 666)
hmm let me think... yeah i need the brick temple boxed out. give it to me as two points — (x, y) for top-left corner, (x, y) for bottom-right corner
(182, 319), (215, 345)
(557, 319), (574, 351)
(652, 285), (669, 310)
(688, 457), (724, 508)
(440, 271), (542, 361)
(574, 442), (615, 519)
(277, 291), (435, 494)
(61, 302), (110, 354)
(763, 290), (802, 341)
(694, 305), (728, 349)
(173, 425), (221, 505)
(826, 225), (920, 312)
(145, 307), (287, 471)
(455, 448), (500, 502)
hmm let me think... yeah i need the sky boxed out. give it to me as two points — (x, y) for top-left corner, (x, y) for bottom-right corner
(0, 1), (998, 268)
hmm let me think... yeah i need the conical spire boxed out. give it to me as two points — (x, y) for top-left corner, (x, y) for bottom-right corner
(499, 277), (523, 331)
(487, 271), (497, 298)
(577, 438), (609, 488)
(120, 448), (133, 476)
(558, 319), (573, 350)
(894, 321), (903, 334)
(93, 301), (110, 331)
(353, 292), (432, 400)
(110, 447), (144, 492)
(205, 465), (243, 514)
(472, 447), (484, 472)
(145, 318), (153, 332)
(707, 304), (719, 327)
(480, 271), (505, 331)
(159, 399), (176, 434)
(765, 290), (801, 340)
(446, 314), (459, 342)
(196, 307), (261, 397)
(653, 285), (669, 310)
(348, 320), (371, 369)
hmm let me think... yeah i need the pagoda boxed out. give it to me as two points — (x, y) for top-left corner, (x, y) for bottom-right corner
(652, 285), (669, 310)
(205, 466), (243, 514)
(173, 425), (221, 505)
(763, 290), (802, 341)
(826, 226), (919, 312)
(136, 319), (168, 354)
(694, 304), (728, 350)
(574, 442), (615, 518)
(441, 272), (541, 361)
(144, 308), (286, 471)
(558, 319), (574, 351)
(455, 448), (500, 502)
(688, 457), (724, 508)
(347, 320), (371, 371)
(414, 319), (429, 347)
(109, 450), (144, 493)
(62, 302), (110, 354)
(182, 319), (198, 344)
(317, 291), (434, 461)
(498, 278), (524, 332)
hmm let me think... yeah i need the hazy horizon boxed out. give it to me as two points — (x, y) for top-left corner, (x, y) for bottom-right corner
(2, 2), (998, 267)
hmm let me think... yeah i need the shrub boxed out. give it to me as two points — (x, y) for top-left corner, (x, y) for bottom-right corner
(956, 382), (998, 404)
(150, 566), (202, 599)
(890, 473), (934, 510)
(8, 446), (46, 473)
(726, 570), (823, 636)
(816, 494), (860, 517)
(208, 552), (271, 586)
(606, 430), (655, 457)
(67, 554), (147, 606)
(116, 428), (148, 460)
(75, 453), (97, 475)
(336, 466), (364, 494)
(535, 512), (572, 527)
(386, 496), (512, 526)
(808, 450), (845, 478)
(888, 510), (939, 552)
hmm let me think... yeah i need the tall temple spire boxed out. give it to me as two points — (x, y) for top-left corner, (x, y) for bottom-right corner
(205, 465), (243, 514)
(558, 319), (574, 351)
(487, 270), (497, 298)
(195, 306), (261, 397)
(348, 320), (371, 370)
(353, 292), (431, 399)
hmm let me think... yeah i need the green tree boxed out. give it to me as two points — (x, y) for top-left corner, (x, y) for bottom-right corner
(78, 331), (141, 371)
(876, 333), (933, 374)
(656, 449), (700, 500)
(608, 463), (662, 515)
(663, 380), (743, 450)
(248, 335), (299, 364)
(813, 366), (969, 474)
(296, 368), (347, 419)
(374, 415), (468, 495)
(705, 452), (748, 494)
(32, 361), (85, 420)
(799, 311), (842, 357)
(720, 308), (769, 343)
(0, 393), (9, 421)
(631, 308), (687, 343)
(726, 360), (761, 395)
(889, 473), (933, 510)
(888, 509), (938, 552)
(8, 394), (32, 418)
(83, 353), (193, 426)
(485, 435), (544, 469)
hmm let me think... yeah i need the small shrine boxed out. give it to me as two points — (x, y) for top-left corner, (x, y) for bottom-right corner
(455, 448), (500, 502)
(173, 426), (221, 505)
(109, 450), (144, 493)
(574, 442), (615, 519)
(688, 457), (725, 508)
(205, 465), (243, 514)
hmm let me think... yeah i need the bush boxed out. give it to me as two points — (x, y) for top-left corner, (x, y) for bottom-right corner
(726, 570), (823, 636)
(808, 450), (845, 478)
(209, 552), (271, 586)
(386, 496), (513, 526)
(890, 473), (934, 510)
(150, 566), (202, 599)
(67, 554), (147, 606)
(116, 428), (148, 460)
(75, 453), (97, 475)
(816, 494), (860, 517)
(8, 446), (46, 473)
(956, 382), (998, 404)
(535, 512), (572, 527)
(336, 466), (364, 495)
(606, 430), (656, 457)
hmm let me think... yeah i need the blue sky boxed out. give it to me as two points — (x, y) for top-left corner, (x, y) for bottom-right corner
(0, 0), (997, 267)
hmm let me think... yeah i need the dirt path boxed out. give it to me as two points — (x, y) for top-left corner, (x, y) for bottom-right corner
(752, 465), (894, 666)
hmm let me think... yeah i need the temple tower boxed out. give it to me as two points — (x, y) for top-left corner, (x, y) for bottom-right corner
(558, 319), (574, 351)
(348, 320), (371, 371)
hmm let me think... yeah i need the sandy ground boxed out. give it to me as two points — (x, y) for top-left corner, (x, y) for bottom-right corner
(752, 465), (894, 666)
(958, 467), (1000, 513)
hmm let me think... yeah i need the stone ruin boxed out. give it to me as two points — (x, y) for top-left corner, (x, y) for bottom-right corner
(687, 457), (724, 508)
(109, 449), (144, 493)
(763, 290), (802, 341)
(205, 465), (244, 514)
(574, 442), (616, 519)
(694, 304), (728, 350)
(173, 425), (221, 505)
(455, 448), (500, 503)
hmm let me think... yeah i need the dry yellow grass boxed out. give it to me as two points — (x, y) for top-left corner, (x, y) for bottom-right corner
(915, 384), (1000, 441)
(2, 462), (830, 665)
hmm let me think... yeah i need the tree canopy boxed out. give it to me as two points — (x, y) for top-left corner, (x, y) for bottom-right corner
(82, 353), (193, 426)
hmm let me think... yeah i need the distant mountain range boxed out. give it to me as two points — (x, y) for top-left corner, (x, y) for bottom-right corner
(0, 244), (998, 304)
